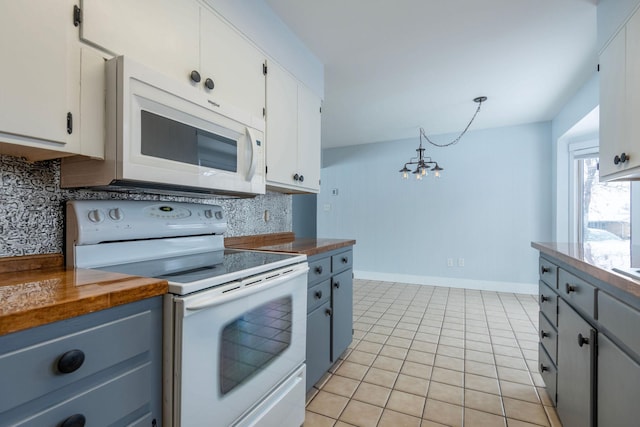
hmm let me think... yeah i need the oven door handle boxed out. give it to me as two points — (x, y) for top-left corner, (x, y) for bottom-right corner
(184, 265), (308, 311)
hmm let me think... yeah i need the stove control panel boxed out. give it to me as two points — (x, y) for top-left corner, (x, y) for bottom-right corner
(67, 200), (227, 245)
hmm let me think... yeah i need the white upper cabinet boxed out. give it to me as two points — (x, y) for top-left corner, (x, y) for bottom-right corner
(80, 0), (199, 84)
(0, 0), (104, 161)
(200, 9), (266, 120)
(599, 6), (640, 180)
(266, 61), (321, 193)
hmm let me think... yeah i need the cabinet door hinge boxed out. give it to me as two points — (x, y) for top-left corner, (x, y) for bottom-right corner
(263, 63), (268, 75)
(319, 106), (322, 113)
(597, 64), (600, 72)
(66, 112), (73, 134)
(263, 107), (266, 117)
(73, 5), (82, 27)
(265, 165), (268, 174)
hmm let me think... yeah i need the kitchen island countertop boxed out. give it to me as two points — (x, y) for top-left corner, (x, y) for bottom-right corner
(532, 242), (640, 300)
(0, 254), (168, 336)
(226, 232), (356, 256)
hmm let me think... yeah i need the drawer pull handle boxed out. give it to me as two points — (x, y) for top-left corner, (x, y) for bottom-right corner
(315, 290), (323, 299)
(540, 363), (549, 372)
(57, 349), (85, 374)
(204, 77), (215, 90)
(614, 152), (629, 165)
(578, 333), (589, 347)
(334, 281), (340, 289)
(565, 283), (576, 294)
(540, 265), (550, 274)
(540, 294), (549, 303)
(540, 330), (550, 339)
(315, 265), (323, 274)
(325, 307), (333, 316)
(190, 70), (201, 83)
(60, 414), (86, 427)
(341, 257), (349, 264)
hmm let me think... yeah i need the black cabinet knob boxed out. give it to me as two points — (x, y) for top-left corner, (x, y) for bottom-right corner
(614, 152), (629, 165)
(60, 414), (86, 427)
(540, 265), (550, 274)
(57, 349), (85, 374)
(325, 307), (332, 316)
(565, 283), (576, 294)
(540, 363), (549, 372)
(204, 78), (214, 90)
(293, 173), (300, 181)
(578, 333), (589, 347)
(540, 294), (549, 303)
(299, 175), (304, 182)
(334, 281), (340, 289)
(315, 265), (323, 274)
(540, 330), (549, 339)
(315, 290), (323, 299)
(341, 257), (349, 264)
(190, 70), (201, 83)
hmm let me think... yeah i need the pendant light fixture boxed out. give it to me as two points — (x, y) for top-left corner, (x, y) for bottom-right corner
(399, 96), (487, 180)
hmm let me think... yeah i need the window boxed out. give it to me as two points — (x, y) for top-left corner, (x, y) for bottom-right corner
(574, 154), (630, 268)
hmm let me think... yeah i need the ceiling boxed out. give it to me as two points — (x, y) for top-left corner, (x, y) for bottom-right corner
(263, 0), (598, 149)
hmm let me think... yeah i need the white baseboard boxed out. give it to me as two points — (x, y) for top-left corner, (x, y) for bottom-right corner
(353, 270), (538, 295)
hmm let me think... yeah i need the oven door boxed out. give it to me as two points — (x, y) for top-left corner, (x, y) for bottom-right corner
(170, 264), (307, 427)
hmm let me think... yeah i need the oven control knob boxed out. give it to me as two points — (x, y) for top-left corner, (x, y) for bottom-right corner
(204, 209), (213, 218)
(87, 209), (104, 223)
(215, 211), (223, 220)
(108, 208), (123, 221)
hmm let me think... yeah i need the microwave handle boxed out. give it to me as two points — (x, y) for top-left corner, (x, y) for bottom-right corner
(246, 127), (257, 180)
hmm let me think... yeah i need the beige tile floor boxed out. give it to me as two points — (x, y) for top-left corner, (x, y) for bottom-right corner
(304, 279), (561, 427)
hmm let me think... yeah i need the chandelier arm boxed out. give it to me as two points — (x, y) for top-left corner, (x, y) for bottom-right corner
(420, 100), (484, 148)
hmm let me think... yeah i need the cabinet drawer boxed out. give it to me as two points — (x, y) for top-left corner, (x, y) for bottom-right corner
(598, 291), (640, 358)
(539, 343), (557, 406)
(558, 269), (596, 317)
(308, 257), (331, 286)
(308, 280), (331, 313)
(539, 311), (557, 364)
(0, 310), (151, 413)
(9, 364), (152, 427)
(331, 250), (353, 273)
(539, 258), (558, 289)
(539, 281), (558, 326)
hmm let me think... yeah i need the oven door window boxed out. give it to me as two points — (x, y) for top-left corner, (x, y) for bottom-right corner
(219, 296), (292, 395)
(140, 110), (237, 172)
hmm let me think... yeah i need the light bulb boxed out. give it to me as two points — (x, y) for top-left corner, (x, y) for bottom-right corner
(435, 170), (440, 178)
(421, 168), (427, 176)
(402, 171), (408, 179)
(416, 173), (422, 180)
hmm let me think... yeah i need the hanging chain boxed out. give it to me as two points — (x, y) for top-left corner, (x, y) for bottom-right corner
(420, 98), (485, 147)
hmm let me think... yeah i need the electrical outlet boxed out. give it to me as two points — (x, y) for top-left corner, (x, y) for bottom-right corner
(264, 210), (270, 222)
(447, 258), (454, 267)
(458, 258), (465, 267)
(331, 188), (339, 196)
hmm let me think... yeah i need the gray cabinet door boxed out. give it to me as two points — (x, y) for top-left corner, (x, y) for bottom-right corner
(597, 333), (640, 427)
(331, 269), (353, 362)
(306, 301), (332, 391)
(556, 299), (594, 427)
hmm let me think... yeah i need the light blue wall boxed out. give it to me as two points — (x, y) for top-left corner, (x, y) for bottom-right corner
(318, 122), (552, 289)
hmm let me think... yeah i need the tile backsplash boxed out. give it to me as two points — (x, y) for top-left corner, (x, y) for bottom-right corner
(0, 155), (291, 257)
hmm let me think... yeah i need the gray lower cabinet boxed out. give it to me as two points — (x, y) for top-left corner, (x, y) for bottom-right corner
(0, 297), (163, 427)
(536, 253), (640, 427)
(556, 299), (595, 427)
(597, 334), (640, 427)
(306, 246), (354, 391)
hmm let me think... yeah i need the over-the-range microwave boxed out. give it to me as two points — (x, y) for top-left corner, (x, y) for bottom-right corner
(61, 56), (265, 197)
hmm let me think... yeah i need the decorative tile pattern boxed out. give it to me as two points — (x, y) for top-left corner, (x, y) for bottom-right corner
(305, 280), (560, 427)
(0, 154), (291, 257)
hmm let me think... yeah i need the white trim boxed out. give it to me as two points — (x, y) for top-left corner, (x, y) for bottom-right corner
(354, 271), (538, 295)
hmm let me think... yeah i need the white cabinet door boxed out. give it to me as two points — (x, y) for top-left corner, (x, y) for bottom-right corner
(599, 27), (627, 179)
(200, 9), (266, 120)
(599, 8), (640, 180)
(297, 84), (322, 192)
(266, 61), (299, 188)
(80, 0), (199, 84)
(0, 1), (71, 147)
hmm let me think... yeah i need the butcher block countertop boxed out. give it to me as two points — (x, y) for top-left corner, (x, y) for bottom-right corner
(225, 232), (356, 257)
(0, 254), (168, 336)
(532, 242), (640, 300)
